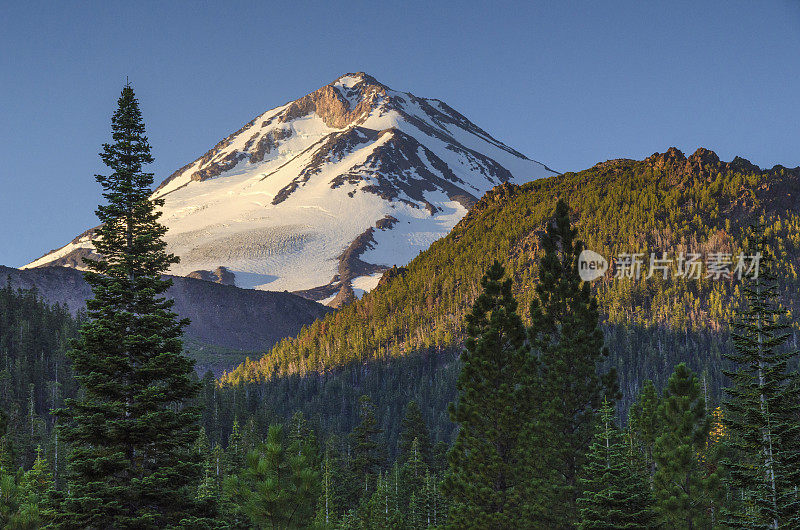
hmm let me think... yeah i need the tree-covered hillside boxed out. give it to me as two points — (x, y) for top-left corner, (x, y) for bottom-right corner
(0, 285), (79, 476)
(221, 148), (800, 411)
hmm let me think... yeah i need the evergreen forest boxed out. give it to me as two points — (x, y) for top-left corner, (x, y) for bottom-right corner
(2, 85), (800, 529)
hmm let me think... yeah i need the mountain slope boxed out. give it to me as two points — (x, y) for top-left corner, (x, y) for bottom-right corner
(220, 148), (800, 392)
(24, 72), (556, 305)
(0, 265), (331, 370)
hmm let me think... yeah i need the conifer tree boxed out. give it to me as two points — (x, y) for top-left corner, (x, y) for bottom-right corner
(338, 508), (360, 529)
(424, 468), (443, 529)
(398, 401), (432, 466)
(224, 424), (320, 529)
(210, 442), (225, 481)
(408, 489), (424, 530)
(391, 460), (401, 513)
(178, 464), (226, 529)
(196, 458), (216, 505)
(349, 395), (386, 503)
(8, 445), (55, 527)
(242, 417), (260, 453)
(55, 84), (202, 528)
(289, 411), (321, 469)
(0, 472), (20, 527)
(722, 233), (800, 528)
(289, 411), (310, 446)
(314, 449), (337, 529)
(21, 446), (53, 503)
(361, 470), (404, 529)
(652, 363), (717, 528)
(629, 379), (661, 480)
(195, 427), (211, 458)
(199, 371), (219, 437)
(400, 437), (427, 509)
(444, 261), (543, 527)
(431, 440), (449, 475)
(192, 440), (226, 527)
(577, 400), (656, 529)
(701, 407), (727, 527)
(529, 199), (618, 524)
(226, 419), (246, 471)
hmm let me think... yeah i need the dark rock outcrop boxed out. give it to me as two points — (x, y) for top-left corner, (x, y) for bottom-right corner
(187, 266), (236, 286)
(329, 283), (356, 309)
(377, 265), (406, 288)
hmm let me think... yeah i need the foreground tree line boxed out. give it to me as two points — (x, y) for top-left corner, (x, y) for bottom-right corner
(1, 85), (799, 528)
(440, 203), (800, 529)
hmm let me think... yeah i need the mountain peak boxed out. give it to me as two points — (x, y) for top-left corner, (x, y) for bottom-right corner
(646, 147), (766, 178)
(25, 75), (556, 304)
(688, 147), (720, 166)
(331, 71), (383, 89)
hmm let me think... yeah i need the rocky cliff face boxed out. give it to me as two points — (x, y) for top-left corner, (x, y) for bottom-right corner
(25, 72), (556, 304)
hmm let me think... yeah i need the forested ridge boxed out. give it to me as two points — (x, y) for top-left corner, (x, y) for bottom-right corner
(221, 148), (800, 405)
(0, 285), (78, 479)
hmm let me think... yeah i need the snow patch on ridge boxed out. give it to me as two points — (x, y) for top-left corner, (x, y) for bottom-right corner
(360, 191), (468, 269)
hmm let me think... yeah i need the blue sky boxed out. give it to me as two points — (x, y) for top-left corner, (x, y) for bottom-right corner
(1, 1), (799, 267)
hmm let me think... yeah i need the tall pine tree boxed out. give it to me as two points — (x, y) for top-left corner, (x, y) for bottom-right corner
(652, 363), (717, 528)
(55, 84), (202, 528)
(400, 437), (427, 511)
(722, 230), (800, 528)
(314, 448), (338, 529)
(529, 199), (618, 525)
(444, 261), (543, 528)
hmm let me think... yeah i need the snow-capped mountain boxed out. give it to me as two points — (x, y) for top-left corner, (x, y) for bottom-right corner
(25, 72), (557, 305)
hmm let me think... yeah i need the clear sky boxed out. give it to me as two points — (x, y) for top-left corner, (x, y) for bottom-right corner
(1, 1), (799, 267)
